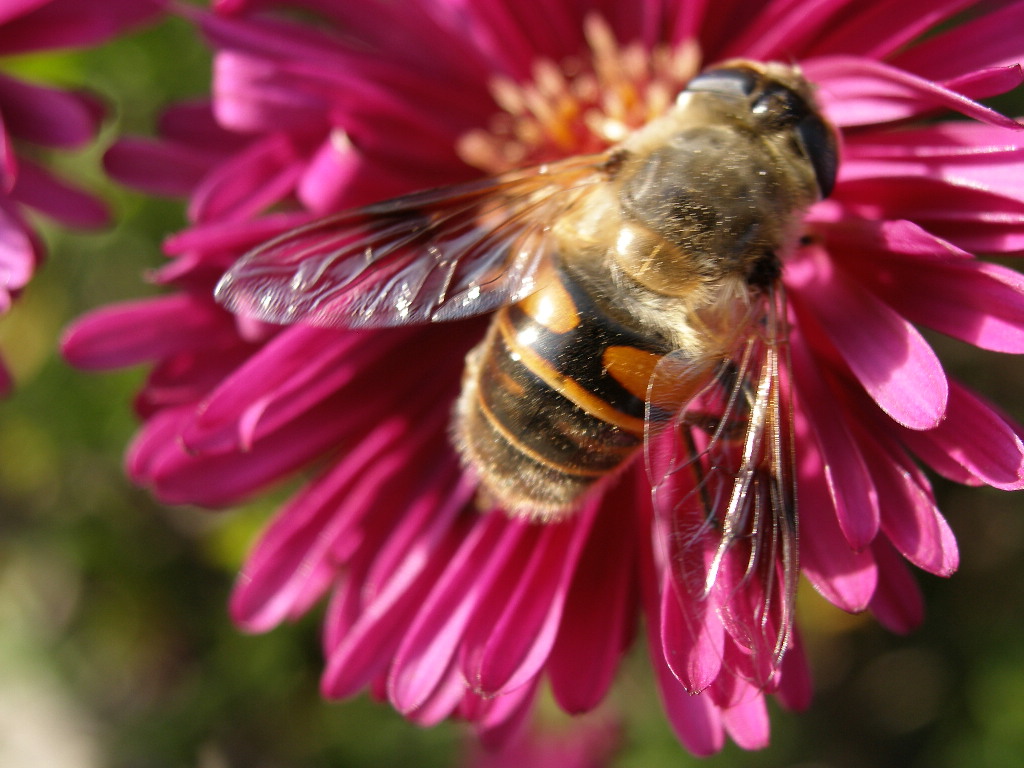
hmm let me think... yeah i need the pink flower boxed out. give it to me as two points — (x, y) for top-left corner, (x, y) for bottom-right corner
(63, 0), (1024, 756)
(463, 716), (619, 768)
(0, 0), (162, 393)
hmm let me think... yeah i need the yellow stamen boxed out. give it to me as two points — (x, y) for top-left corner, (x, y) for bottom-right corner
(457, 15), (702, 174)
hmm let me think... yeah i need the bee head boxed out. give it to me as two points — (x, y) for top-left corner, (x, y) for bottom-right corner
(684, 61), (839, 199)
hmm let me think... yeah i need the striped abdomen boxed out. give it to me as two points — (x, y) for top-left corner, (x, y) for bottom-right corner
(454, 263), (691, 518)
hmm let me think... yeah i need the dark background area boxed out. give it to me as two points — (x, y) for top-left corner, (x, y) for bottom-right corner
(1, 14), (1022, 768)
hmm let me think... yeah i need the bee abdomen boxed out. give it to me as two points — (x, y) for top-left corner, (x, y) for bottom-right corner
(454, 266), (674, 518)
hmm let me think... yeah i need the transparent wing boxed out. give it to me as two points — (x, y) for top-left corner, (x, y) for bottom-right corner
(646, 287), (797, 689)
(214, 154), (613, 328)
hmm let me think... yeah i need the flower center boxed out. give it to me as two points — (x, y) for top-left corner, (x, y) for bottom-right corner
(457, 16), (700, 174)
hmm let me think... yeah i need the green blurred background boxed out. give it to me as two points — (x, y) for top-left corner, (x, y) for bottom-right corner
(1, 14), (1023, 768)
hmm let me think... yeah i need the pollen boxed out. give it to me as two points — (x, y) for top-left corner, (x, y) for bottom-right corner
(457, 15), (700, 174)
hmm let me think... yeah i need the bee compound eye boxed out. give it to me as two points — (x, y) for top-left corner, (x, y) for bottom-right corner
(752, 85), (806, 122)
(796, 114), (839, 199)
(685, 67), (758, 97)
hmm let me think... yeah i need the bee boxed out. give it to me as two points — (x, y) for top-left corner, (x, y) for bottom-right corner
(216, 60), (838, 682)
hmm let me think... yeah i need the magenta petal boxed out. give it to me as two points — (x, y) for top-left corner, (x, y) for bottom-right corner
(464, 717), (620, 768)
(0, 0), (163, 55)
(296, 135), (364, 216)
(213, 50), (329, 134)
(0, 197), (38, 293)
(899, 379), (1024, 491)
(721, 692), (769, 751)
(124, 406), (190, 484)
(134, 399), (363, 506)
(718, 0), (846, 61)
(230, 444), (383, 633)
(840, 148), (1024, 210)
(868, 539), (925, 635)
(387, 514), (524, 714)
(893, 1), (1024, 80)
(461, 503), (598, 696)
(11, 158), (108, 227)
(320, 467), (470, 697)
(943, 65), (1024, 104)
(158, 100), (242, 153)
(830, 175), (1024, 254)
(0, 74), (101, 148)
(320, 571), (361, 660)
(233, 416), (451, 632)
(791, 323), (879, 548)
(548, 486), (638, 714)
(137, 344), (253, 415)
(667, 0), (708, 50)
(859, 254), (1024, 354)
(650, 636), (724, 756)
(651, 639), (724, 756)
(804, 56), (1022, 130)
(843, 121), (1024, 162)
(815, 216), (1024, 353)
(0, 115), (15, 191)
(805, 0), (975, 60)
(852, 424), (959, 576)
(774, 629), (813, 712)
(401, 660), (466, 727)
(194, 5), (368, 75)
(104, 138), (217, 197)
(795, 419), (878, 613)
(811, 214), (973, 261)
(789, 249), (948, 430)
(471, 679), (539, 750)
(640, 519), (724, 756)
(0, 1), (50, 26)
(180, 325), (411, 453)
(162, 212), (313, 262)
(660, 569), (724, 694)
(187, 133), (304, 224)
(61, 295), (233, 370)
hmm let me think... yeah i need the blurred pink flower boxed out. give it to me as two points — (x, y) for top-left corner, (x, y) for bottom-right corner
(63, 0), (1024, 756)
(463, 716), (619, 768)
(0, 0), (162, 392)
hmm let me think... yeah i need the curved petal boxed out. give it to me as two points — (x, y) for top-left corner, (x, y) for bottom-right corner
(719, 0), (851, 61)
(548, 484), (639, 713)
(899, 379), (1024, 491)
(893, 1), (1024, 80)
(0, 0), (162, 54)
(721, 692), (770, 751)
(61, 295), (235, 370)
(104, 138), (217, 197)
(0, 74), (102, 148)
(10, 158), (108, 227)
(804, 56), (1023, 129)
(795, 413), (879, 612)
(791, 323), (879, 548)
(854, 424), (959, 576)
(805, 0), (976, 60)
(858, 249), (1024, 354)
(386, 514), (528, 714)
(0, 196), (39, 294)
(789, 247), (949, 430)
(868, 539), (925, 634)
(460, 501), (598, 697)
(660, 564), (725, 694)
(317, 465), (470, 697)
